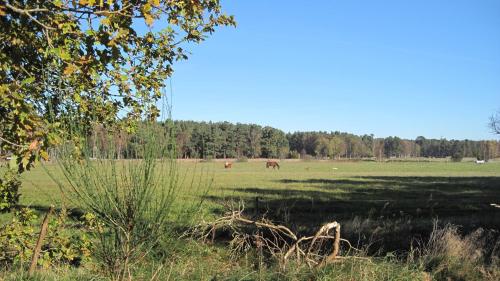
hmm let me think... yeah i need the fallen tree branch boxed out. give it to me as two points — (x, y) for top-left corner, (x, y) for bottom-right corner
(189, 205), (348, 269)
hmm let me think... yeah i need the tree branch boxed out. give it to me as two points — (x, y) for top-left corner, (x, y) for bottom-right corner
(0, 136), (26, 148)
(490, 112), (500, 135)
(5, 2), (55, 30)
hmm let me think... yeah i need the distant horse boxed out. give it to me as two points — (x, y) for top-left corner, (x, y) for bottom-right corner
(224, 162), (233, 169)
(266, 160), (280, 169)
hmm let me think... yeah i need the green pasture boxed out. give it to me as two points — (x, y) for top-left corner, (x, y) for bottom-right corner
(17, 160), (500, 207)
(2, 160), (500, 280)
(16, 160), (500, 240)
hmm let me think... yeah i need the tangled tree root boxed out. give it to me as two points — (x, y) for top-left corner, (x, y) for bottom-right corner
(189, 205), (357, 269)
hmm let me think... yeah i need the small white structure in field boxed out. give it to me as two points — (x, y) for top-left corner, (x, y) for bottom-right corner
(490, 203), (500, 209)
(475, 160), (486, 164)
(332, 168), (338, 170)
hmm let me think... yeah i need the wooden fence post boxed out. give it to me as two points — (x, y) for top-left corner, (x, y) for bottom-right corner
(28, 205), (54, 276)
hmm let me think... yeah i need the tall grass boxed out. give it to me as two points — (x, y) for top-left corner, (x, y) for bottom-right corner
(415, 222), (500, 280)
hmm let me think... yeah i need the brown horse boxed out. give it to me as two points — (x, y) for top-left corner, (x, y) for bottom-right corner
(266, 160), (280, 169)
(224, 162), (232, 169)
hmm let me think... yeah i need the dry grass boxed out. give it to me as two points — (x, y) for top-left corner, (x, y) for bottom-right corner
(412, 222), (500, 280)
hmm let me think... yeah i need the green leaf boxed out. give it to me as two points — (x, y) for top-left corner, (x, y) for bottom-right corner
(21, 156), (30, 169)
(21, 77), (35, 85)
(73, 93), (82, 103)
(9, 156), (18, 169)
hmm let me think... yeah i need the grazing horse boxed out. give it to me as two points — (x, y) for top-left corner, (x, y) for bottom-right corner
(266, 160), (280, 170)
(224, 162), (232, 169)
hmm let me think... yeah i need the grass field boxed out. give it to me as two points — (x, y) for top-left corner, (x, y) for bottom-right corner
(15, 160), (500, 247)
(3, 160), (500, 280)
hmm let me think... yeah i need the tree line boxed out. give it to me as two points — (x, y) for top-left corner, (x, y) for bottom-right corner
(88, 120), (500, 161)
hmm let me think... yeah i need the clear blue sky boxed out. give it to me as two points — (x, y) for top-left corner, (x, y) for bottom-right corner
(167, 0), (500, 140)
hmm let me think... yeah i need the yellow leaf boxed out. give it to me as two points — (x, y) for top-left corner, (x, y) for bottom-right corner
(143, 3), (152, 12)
(108, 37), (116, 46)
(63, 64), (78, 75)
(40, 150), (50, 161)
(145, 14), (154, 26)
(22, 156), (30, 168)
(100, 17), (111, 26)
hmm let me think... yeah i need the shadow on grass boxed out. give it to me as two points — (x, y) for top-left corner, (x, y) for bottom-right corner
(207, 176), (500, 253)
(16, 204), (86, 220)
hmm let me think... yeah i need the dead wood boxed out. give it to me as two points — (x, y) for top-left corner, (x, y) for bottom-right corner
(189, 204), (355, 269)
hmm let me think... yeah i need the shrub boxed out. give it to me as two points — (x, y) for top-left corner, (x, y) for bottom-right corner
(450, 152), (463, 162)
(301, 154), (315, 162)
(288, 150), (300, 159)
(236, 157), (248, 162)
(0, 169), (21, 212)
(52, 123), (205, 280)
(0, 208), (92, 269)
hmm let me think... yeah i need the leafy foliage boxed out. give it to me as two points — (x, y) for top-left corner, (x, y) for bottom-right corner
(0, 168), (21, 211)
(168, 121), (289, 159)
(0, 0), (235, 172)
(0, 207), (93, 268)
(160, 121), (500, 160)
(450, 152), (463, 162)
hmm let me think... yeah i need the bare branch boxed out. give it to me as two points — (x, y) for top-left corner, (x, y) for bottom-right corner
(0, 136), (26, 148)
(5, 2), (56, 30)
(188, 206), (346, 269)
(490, 111), (500, 135)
